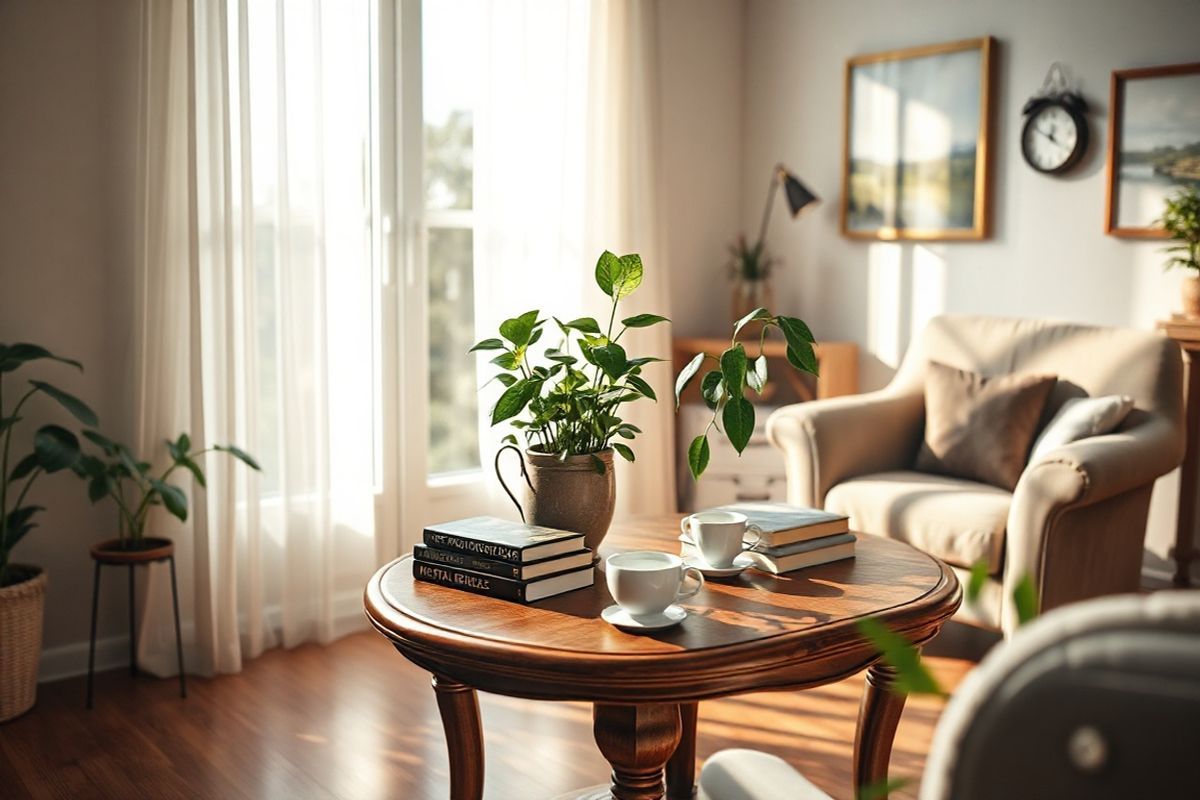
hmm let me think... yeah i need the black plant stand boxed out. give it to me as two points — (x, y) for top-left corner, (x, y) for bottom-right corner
(86, 537), (186, 709)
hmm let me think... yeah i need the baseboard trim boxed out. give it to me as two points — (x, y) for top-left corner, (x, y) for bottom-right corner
(39, 588), (368, 684)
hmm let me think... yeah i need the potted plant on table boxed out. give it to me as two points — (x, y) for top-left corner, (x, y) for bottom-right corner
(1160, 186), (1200, 318)
(472, 251), (819, 551)
(72, 430), (261, 557)
(1, 343), (97, 722)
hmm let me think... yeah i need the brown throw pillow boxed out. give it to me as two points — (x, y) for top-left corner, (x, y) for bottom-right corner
(916, 361), (1056, 491)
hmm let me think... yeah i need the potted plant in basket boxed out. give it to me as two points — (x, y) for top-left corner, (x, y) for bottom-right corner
(472, 250), (819, 551)
(1, 343), (97, 722)
(72, 430), (261, 559)
(1159, 186), (1200, 318)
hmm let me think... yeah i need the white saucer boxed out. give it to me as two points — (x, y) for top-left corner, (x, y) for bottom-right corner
(601, 603), (687, 632)
(686, 552), (755, 578)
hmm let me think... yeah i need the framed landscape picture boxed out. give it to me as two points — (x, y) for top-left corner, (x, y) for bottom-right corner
(841, 37), (994, 241)
(1105, 62), (1200, 238)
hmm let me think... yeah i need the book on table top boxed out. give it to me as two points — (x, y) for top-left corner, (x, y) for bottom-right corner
(682, 532), (855, 560)
(414, 542), (593, 581)
(741, 534), (856, 575)
(412, 559), (594, 603)
(678, 502), (849, 548)
(423, 516), (585, 564)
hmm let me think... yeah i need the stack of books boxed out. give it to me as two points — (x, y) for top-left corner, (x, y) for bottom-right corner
(680, 502), (855, 574)
(413, 516), (595, 603)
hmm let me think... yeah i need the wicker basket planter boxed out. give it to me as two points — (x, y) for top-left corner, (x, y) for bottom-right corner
(0, 566), (47, 722)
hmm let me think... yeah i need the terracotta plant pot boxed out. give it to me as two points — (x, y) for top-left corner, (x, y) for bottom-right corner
(90, 536), (175, 565)
(497, 448), (616, 553)
(1183, 275), (1200, 319)
(0, 566), (47, 722)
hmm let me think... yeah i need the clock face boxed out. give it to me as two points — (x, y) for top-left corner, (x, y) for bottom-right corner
(1022, 102), (1086, 174)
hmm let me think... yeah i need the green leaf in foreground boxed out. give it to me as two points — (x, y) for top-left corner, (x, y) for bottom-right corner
(214, 444), (262, 471)
(722, 395), (755, 454)
(856, 617), (945, 697)
(491, 379), (539, 424)
(612, 442), (635, 462)
(732, 306), (772, 338)
(149, 478), (188, 522)
(674, 351), (705, 408)
(468, 338), (506, 353)
(687, 434), (710, 479)
(594, 250), (622, 296)
(33, 424), (80, 473)
(700, 370), (724, 410)
(1012, 573), (1039, 626)
(720, 344), (748, 395)
(747, 354), (768, 394)
(499, 310), (540, 348)
(966, 559), (989, 605)
(620, 313), (669, 329)
(30, 380), (99, 426)
(858, 777), (914, 800)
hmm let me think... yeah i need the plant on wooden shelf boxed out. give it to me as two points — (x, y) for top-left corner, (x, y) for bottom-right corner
(73, 430), (261, 552)
(674, 307), (820, 480)
(1159, 186), (1200, 318)
(471, 250), (668, 550)
(0, 342), (97, 721)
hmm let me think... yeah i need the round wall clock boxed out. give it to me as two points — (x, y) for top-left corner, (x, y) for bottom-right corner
(1021, 94), (1089, 175)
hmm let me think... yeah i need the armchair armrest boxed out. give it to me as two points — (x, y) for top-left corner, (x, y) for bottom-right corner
(1003, 411), (1185, 632)
(766, 390), (925, 506)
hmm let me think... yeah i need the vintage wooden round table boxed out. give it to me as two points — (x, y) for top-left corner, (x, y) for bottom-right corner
(364, 516), (960, 800)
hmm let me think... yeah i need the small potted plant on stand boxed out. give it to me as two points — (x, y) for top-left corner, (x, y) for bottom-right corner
(0, 343), (97, 722)
(1160, 186), (1200, 318)
(72, 429), (259, 707)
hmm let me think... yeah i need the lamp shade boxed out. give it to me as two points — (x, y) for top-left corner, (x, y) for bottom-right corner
(781, 169), (819, 216)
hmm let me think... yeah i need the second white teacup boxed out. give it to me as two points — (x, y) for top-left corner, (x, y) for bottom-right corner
(606, 551), (705, 618)
(681, 510), (763, 568)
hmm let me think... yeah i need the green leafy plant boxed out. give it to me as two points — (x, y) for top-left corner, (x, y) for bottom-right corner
(674, 307), (820, 479)
(1159, 186), (1200, 272)
(471, 251), (669, 472)
(728, 233), (775, 283)
(1, 343), (97, 587)
(73, 430), (261, 547)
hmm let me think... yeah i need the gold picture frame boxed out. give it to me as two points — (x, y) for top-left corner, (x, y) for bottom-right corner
(841, 37), (995, 241)
(1105, 61), (1200, 238)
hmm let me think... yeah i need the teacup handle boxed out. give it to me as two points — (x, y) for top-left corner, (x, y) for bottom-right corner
(679, 515), (693, 537)
(744, 523), (765, 552)
(676, 566), (705, 601)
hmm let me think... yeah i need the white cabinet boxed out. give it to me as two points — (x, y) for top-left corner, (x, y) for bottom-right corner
(676, 403), (788, 512)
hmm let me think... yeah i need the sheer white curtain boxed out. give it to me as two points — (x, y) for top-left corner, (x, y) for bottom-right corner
(475, 0), (674, 516)
(134, 0), (378, 676)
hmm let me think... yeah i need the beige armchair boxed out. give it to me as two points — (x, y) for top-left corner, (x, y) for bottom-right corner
(767, 315), (1185, 634)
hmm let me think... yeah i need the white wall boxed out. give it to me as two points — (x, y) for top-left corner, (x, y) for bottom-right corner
(0, 0), (140, 671)
(657, 0), (746, 337)
(738, 0), (1200, 581)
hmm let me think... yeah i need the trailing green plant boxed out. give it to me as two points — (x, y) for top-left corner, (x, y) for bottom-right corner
(471, 251), (670, 472)
(674, 307), (820, 479)
(0, 343), (97, 588)
(1159, 185), (1200, 272)
(73, 430), (261, 547)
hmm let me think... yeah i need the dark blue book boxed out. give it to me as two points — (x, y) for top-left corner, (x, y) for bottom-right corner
(423, 516), (585, 564)
(412, 560), (594, 603)
(414, 543), (593, 580)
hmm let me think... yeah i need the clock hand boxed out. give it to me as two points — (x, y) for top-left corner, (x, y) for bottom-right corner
(1035, 127), (1068, 149)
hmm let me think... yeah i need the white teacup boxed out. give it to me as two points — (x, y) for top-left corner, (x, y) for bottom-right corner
(606, 551), (705, 617)
(681, 511), (763, 568)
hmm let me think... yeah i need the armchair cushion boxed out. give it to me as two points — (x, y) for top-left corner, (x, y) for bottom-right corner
(916, 361), (1056, 491)
(826, 471), (1010, 573)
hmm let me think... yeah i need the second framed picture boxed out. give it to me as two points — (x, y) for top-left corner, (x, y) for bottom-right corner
(842, 37), (995, 241)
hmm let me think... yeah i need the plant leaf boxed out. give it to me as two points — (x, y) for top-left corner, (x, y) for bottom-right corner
(626, 356), (666, 368)
(0, 343), (83, 373)
(33, 425), (80, 473)
(1012, 573), (1039, 626)
(468, 337), (506, 353)
(856, 617), (945, 697)
(858, 777), (915, 800)
(674, 352), (706, 408)
(0, 415), (21, 434)
(592, 343), (629, 380)
(966, 559), (989, 605)
(720, 344), (748, 395)
(6, 505), (45, 533)
(564, 317), (602, 334)
(625, 374), (657, 401)
(777, 315), (815, 345)
(594, 250), (622, 296)
(82, 429), (119, 455)
(722, 395), (755, 453)
(29, 381), (98, 426)
(687, 434), (710, 479)
(732, 306), (772, 338)
(612, 442), (635, 462)
(491, 379), (540, 425)
(499, 310), (540, 348)
(590, 454), (606, 474)
(178, 455), (207, 489)
(785, 341), (819, 376)
(149, 478), (188, 522)
(700, 370), (724, 410)
(748, 354), (769, 394)
(612, 253), (644, 298)
(9, 453), (39, 481)
(215, 444), (262, 471)
(490, 351), (523, 371)
(620, 313), (669, 329)
(88, 473), (111, 503)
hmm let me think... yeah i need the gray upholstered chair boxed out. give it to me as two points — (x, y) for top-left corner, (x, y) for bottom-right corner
(698, 591), (1200, 800)
(766, 315), (1185, 634)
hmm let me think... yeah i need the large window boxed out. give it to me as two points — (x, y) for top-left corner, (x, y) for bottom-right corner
(422, 1), (483, 476)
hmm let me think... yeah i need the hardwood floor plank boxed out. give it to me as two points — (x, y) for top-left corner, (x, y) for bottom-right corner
(0, 633), (971, 800)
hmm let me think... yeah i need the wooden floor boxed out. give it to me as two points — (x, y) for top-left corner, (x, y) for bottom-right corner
(0, 632), (972, 800)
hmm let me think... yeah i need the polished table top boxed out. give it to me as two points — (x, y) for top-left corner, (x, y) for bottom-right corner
(364, 516), (960, 703)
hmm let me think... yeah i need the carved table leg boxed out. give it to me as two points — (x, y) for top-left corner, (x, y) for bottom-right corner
(853, 662), (907, 800)
(593, 703), (682, 800)
(665, 702), (698, 799)
(432, 675), (484, 800)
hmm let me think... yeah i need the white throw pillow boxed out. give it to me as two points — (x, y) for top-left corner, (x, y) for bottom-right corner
(1029, 395), (1135, 462)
